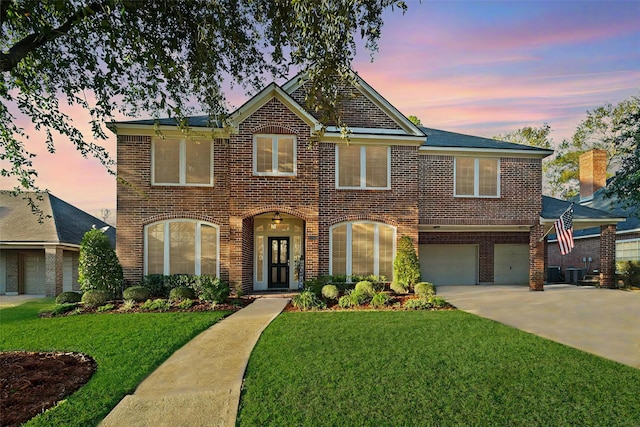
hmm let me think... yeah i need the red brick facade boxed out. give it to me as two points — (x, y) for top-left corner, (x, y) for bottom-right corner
(115, 76), (548, 291)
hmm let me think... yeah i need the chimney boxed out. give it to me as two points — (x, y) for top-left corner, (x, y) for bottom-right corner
(579, 149), (607, 201)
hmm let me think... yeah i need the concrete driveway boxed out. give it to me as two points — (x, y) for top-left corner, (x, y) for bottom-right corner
(437, 284), (640, 369)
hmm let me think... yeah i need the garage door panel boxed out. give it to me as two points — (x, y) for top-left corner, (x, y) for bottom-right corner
(24, 253), (45, 294)
(494, 244), (529, 285)
(419, 244), (477, 286)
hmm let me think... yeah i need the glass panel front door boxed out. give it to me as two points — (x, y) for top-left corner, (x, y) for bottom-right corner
(268, 237), (289, 288)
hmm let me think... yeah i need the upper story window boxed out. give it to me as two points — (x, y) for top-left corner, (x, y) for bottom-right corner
(454, 157), (499, 197)
(336, 145), (390, 189)
(145, 219), (219, 276)
(152, 138), (213, 186)
(253, 134), (297, 176)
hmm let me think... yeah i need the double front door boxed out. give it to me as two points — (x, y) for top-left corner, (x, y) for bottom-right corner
(268, 237), (289, 288)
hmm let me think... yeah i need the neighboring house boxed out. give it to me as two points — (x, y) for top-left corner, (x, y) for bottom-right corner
(547, 149), (637, 279)
(111, 70), (568, 293)
(0, 191), (115, 296)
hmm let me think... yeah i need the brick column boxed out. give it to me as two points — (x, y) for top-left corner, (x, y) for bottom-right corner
(229, 216), (243, 292)
(599, 224), (616, 288)
(45, 246), (63, 297)
(529, 224), (545, 291)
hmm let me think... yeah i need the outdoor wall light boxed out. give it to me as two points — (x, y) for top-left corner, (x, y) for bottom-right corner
(271, 212), (283, 224)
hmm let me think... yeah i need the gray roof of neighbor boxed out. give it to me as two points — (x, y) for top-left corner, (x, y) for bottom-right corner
(569, 186), (638, 236)
(0, 192), (115, 247)
(541, 195), (621, 221)
(420, 127), (554, 153)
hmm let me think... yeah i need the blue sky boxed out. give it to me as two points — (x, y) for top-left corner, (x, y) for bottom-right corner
(6, 0), (639, 217)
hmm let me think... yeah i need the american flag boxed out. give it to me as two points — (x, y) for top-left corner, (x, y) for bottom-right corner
(554, 206), (574, 255)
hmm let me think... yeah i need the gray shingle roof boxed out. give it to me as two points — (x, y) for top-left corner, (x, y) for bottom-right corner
(111, 116), (222, 128)
(0, 191), (115, 247)
(570, 186), (638, 236)
(420, 127), (554, 153)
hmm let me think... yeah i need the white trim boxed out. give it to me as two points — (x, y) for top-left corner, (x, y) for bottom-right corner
(419, 146), (553, 159)
(454, 157), (500, 198)
(419, 224), (532, 232)
(0, 243), (80, 250)
(321, 132), (425, 145)
(111, 124), (229, 138)
(325, 126), (409, 135)
(253, 134), (298, 177)
(335, 145), (391, 190)
(329, 221), (396, 278)
(151, 138), (214, 186)
(143, 219), (220, 277)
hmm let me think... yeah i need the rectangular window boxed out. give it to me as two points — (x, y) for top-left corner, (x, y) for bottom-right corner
(336, 145), (390, 189)
(331, 224), (347, 275)
(616, 239), (639, 262)
(351, 222), (375, 276)
(253, 135), (297, 176)
(455, 157), (499, 197)
(169, 222), (196, 275)
(152, 138), (213, 186)
(200, 224), (218, 275)
(147, 223), (165, 275)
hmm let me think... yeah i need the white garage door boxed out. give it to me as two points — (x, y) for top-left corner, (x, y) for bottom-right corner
(24, 253), (45, 294)
(494, 244), (529, 285)
(63, 253), (74, 292)
(0, 252), (6, 294)
(419, 244), (478, 286)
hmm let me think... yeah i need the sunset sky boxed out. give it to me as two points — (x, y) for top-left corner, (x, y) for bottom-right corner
(3, 0), (639, 219)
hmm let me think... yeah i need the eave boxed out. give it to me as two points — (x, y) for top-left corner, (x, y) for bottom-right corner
(419, 146), (553, 159)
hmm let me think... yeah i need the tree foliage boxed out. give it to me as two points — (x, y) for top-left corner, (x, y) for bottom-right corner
(78, 226), (123, 296)
(407, 115), (423, 126)
(605, 96), (639, 216)
(494, 124), (553, 149)
(392, 235), (420, 292)
(1, 0), (408, 196)
(545, 96), (639, 199)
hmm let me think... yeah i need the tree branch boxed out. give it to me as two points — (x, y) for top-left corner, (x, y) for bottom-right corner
(1, 1), (113, 73)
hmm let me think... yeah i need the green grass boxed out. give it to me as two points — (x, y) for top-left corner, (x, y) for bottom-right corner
(238, 311), (640, 426)
(0, 299), (230, 427)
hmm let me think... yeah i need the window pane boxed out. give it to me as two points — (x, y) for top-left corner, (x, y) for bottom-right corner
(378, 225), (395, 281)
(147, 223), (164, 274)
(455, 157), (474, 196)
(154, 139), (180, 183)
(169, 222), (196, 274)
(256, 137), (273, 173)
(186, 140), (211, 184)
(351, 222), (375, 276)
(332, 225), (347, 275)
(201, 224), (217, 275)
(277, 137), (295, 173)
(479, 158), (498, 196)
(338, 145), (361, 187)
(366, 146), (388, 188)
(256, 236), (264, 282)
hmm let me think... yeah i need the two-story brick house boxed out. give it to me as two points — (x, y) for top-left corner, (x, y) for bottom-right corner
(112, 71), (554, 293)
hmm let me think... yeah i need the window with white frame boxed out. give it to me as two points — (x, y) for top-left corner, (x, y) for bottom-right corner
(454, 157), (499, 197)
(336, 145), (390, 189)
(253, 134), (296, 176)
(152, 138), (213, 185)
(616, 239), (640, 262)
(330, 221), (395, 279)
(145, 220), (219, 276)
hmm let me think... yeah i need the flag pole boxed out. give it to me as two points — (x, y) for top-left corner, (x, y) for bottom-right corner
(538, 202), (574, 242)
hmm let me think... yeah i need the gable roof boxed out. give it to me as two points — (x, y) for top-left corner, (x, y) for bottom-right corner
(569, 184), (638, 236)
(0, 191), (115, 248)
(541, 195), (626, 238)
(419, 127), (554, 158)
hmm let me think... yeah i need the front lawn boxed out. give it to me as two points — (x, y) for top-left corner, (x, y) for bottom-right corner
(238, 311), (640, 426)
(0, 300), (230, 427)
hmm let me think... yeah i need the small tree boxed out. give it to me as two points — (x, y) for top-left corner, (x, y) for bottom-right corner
(392, 236), (421, 292)
(79, 226), (123, 296)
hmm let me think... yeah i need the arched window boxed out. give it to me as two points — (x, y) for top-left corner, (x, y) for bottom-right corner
(144, 220), (219, 276)
(330, 221), (395, 280)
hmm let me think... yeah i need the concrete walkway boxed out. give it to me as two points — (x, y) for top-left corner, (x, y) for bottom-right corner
(100, 298), (289, 427)
(437, 284), (640, 369)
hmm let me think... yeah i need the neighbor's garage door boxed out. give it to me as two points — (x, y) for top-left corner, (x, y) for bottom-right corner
(419, 244), (477, 286)
(24, 252), (45, 294)
(494, 244), (529, 285)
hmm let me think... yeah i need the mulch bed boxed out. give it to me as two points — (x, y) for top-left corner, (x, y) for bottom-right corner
(0, 351), (97, 427)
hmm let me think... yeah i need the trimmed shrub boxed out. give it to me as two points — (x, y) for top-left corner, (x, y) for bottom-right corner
(393, 236), (420, 293)
(52, 303), (78, 316)
(355, 280), (375, 297)
(123, 286), (151, 302)
(292, 289), (326, 311)
(79, 227), (123, 296)
(403, 298), (432, 310)
(616, 260), (640, 289)
(429, 296), (448, 308)
(390, 281), (409, 294)
(193, 275), (230, 303)
(140, 274), (171, 297)
(321, 284), (340, 301)
(81, 290), (112, 308)
(414, 282), (436, 298)
(55, 291), (82, 304)
(140, 299), (171, 312)
(169, 286), (196, 301)
(369, 291), (390, 308)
